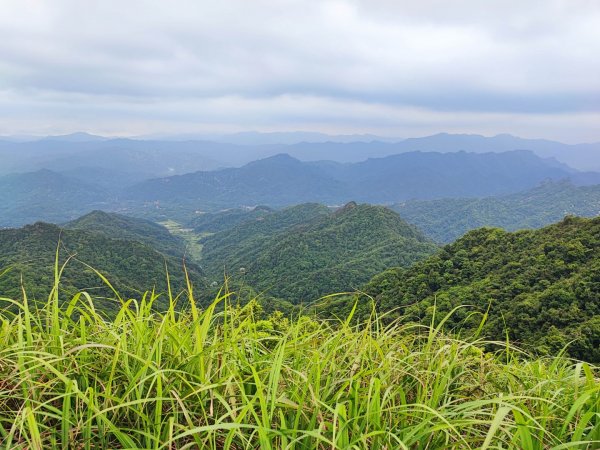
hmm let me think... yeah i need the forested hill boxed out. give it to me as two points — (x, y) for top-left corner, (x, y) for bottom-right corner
(190, 205), (274, 234)
(359, 216), (600, 362)
(64, 210), (186, 257)
(201, 202), (438, 301)
(0, 169), (109, 227)
(393, 181), (600, 243)
(0, 222), (205, 311)
(201, 203), (331, 254)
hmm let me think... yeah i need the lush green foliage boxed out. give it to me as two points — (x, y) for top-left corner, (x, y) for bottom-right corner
(202, 203), (437, 302)
(0, 279), (598, 449)
(0, 222), (204, 310)
(352, 216), (600, 362)
(190, 205), (274, 234)
(65, 210), (187, 257)
(393, 180), (600, 243)
(200, 203), (331, 258)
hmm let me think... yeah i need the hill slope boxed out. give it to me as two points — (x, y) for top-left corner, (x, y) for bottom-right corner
(361, 216), (600, 362)
(200, 203), (332, 267)
(323, 150), (579, 202)
(0, 170), (110, 227)
(190, 206), (274, 234)
(393, 181), (600, 243)
(64, 210), (187, 257)
(201, 203), (438, 301)
(0, 222), (205, 311)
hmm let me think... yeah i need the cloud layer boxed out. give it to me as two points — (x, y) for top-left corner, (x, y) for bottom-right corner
(1, 0), (599, 141)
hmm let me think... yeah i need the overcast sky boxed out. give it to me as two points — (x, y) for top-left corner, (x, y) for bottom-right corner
(1, 0), (599, 142)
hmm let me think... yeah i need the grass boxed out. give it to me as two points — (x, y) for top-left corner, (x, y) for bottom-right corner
(0, 269), (599, 449)
(160, 220), (208, 262)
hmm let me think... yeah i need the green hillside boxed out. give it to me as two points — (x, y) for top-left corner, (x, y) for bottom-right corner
(0, 222), (205, 311)
(200, 203), (331, 267)
(359, 216), (600, 362)
(189, 205), (274, 233)
(201, 202), (438, 301)
(393, 180), (600, 243)
(0, 169), (110, 227)
(190, 206), (273, 233)
(65, 210), (186, 257)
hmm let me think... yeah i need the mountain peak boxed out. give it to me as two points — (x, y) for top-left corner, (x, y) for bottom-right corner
(334, 201), (358, 215)
(243, 153), (301, 168)
(266, 153), (299, 162)
(42, 132), (107, 142)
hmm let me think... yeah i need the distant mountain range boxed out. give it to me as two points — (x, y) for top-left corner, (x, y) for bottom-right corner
(0, 169), (111, 227)
(3, 148), (599, 227)
(125, 151), (594, 208)
(2, 132), (600, 174)
(146, 131), (395, 145)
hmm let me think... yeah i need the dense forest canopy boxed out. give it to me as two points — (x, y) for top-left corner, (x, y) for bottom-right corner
(0, 222), (205, 312)
(351, 216), (600, 362)
(201, 202), (438, 301)
(190, 205), (274, 234)
(393, 180), (600, 243)
(65, 210), (187, 257)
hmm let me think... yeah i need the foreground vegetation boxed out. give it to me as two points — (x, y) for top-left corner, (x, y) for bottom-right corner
(354, 216), (600, 363)
(0, 274), (598, 449)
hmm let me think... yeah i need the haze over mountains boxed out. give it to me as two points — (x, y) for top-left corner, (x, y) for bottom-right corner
(126, 151), (591, 208)
(4, 1), (600, 445)
(3, 130), (600, 229)
(2, 137), (600, 359)
(2, 132), (600, 176)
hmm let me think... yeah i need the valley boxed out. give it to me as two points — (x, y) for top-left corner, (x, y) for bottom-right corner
(2, 187), (598, 363)
(3, 2), (600, 447)
(159, 219), (206, 262)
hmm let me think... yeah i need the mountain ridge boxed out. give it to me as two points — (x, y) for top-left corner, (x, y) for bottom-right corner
(124, 150), (588, 208)
(64, 210), (187, 257)
(393, 180), (600, 243)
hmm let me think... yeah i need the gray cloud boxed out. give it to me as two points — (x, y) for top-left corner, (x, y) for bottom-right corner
(0, 0), (599, 141)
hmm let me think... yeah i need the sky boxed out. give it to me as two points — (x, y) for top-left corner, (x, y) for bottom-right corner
(0, 0), (599, 142)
